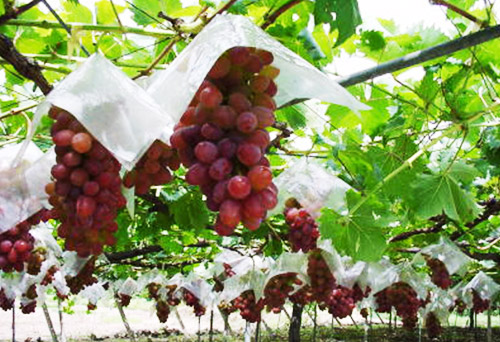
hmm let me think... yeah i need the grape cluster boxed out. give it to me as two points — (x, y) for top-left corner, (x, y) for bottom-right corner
(147, 283), (170, 323)
(284, 207), (320, 252)
(307, 249), (336, 301)
(263, 273), (302, 313)
(352, 284), (371, 303)
(183, 289), (206, 317)
(233, 290), (264, 323)
(360, 308), (369, 319)
(454, 299), (466, 314)
(26, 248), (47, 275)
(0, 289), (14, 311)
(0, 220), (34, 272)
(20, 284), (37, 314)
(0, 209), (52, 273)
(65, 258), (98, 295)
(289, 285), (314, 306)
(47, 107), (126, 257)
(224, 263), (236, 277)
(170, 47), (280, 236)
(472, 289), (490, 313)
(426, 257), (452, 289)
(117, 293), (132, 307)
(374, 282), (424, 329)
(321, 285), (355, 319)
(41, 265), (59, 286)
(123, 140), (180, 195)
(425, 312), (442, 338)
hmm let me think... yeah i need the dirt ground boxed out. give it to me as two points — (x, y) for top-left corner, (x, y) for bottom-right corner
(0, 297), (498, 342)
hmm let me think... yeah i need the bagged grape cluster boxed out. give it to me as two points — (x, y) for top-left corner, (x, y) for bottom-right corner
(170, 47), (280, 235)
(65, 257), (98, 295)
(183, 289), (206, 316)
(425, 312), (442, 338)
(233, 290), (264, 323)
(425, 256), (452, 289)
(374, 282), (424, 329)
(0, 289), (14, 311)
(46, 107), (126, 257)
(0, 209), (51, 273)
(472, 289), (490, 313)
(284, 206), (320, 252)
(307, 249), (337, 301)
(289, 285), (314, 306)
(321, 285), (355, 319)
(263, 273), (302, 313)
(20, 284), (37, 314)
(123, 140), (180, 195)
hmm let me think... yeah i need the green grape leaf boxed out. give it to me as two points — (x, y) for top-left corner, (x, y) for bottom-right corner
(169, 190), (210, 232)
(410, 173), (480, 223)
(319, 191), (388, 261)
(314, 0), (362, 47)
(278, 104), (307, 130)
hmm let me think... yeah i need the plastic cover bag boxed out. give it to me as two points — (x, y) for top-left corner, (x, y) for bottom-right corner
(80, 282), (107, 305)
(414, 237), (472, 275)
(421, 288), (454, 324)
(271, 158), (351, 218)
(147, 14), (369, 126)
(181, 275), (217, 309)
(461, 271), (500, 305)
(340, 256), (366, 289)
(30, 223), (62, 256)
(0, 142), (50, 233)
(317, 239), (346, 284)
(397, 262), (434, 300)
(357, 258), (398, 294)
(117, 277), (138, 297)
(26, 54), (174, 170)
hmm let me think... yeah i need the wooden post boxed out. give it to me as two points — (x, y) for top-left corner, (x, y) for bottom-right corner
(288, 303), (303, 342)
(312, 305), (317, 342)
(115, 295), (136, 342)
(197, 316), (201, 342)
(12, 304), (15, 342)
(487, 308), (492, 342)
(254, 320), (260, 342)
(42, 303), (59, 342)
(209, 310), (214, 342)
(58, 299), (65, 342)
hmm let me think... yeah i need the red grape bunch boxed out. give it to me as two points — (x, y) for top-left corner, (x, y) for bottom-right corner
(117, 293), (132, 307)
(263, 273), (302, 313)
(0, 289), (14, 311)
(321, 285), (355, 319)
(123, 140), (180, 195)
(284, 206), (320, 252)
(20, 284), (37, 314)
(46, 107), (126, 257)
(183, 289), (206, 317)
(170, 46), (280, 236)
(232, 290), (265, 323)
(65, 257), (98, 295)
(374, 282), (424, 329)
(425, 256), (452, 289)
(0, 209), (51, 273)
(307, 249), (337, 302)
(472, 289), (490, 313)
(289, 285), (314, 306)
(425, 312), (442, 338)
(352, 284), (371, 303)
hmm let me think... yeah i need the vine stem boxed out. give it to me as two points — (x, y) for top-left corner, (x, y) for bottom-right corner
(132, 36), (180, 79)
(5, 19), (177, 38)
(349, 110), (487, 216)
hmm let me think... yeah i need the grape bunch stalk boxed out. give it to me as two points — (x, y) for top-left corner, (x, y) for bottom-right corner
(46, 107), (126, 257)
(170, 46), (280, 236)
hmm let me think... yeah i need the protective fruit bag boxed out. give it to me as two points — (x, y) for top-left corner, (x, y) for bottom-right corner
(147, 14), (369, 123)
(26, 53), (174, 170)
(0, 142), (54, 233)
(272, 158), (352, 218)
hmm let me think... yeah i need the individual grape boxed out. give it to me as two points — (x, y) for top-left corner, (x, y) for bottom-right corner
(236, 143), (262, 166)
(236, 111), (258, 134)
(219, 200), (242, 228)
(248, 166), (272, 191)
(253, 106), (275, 128)
(53, 130), (75, 146)
(194, 141), (219, 164)
(62, 151), (82, 167)
(208, 55), (231, 79)
(228, 47), (250, 65)
(228, 93), (252, 113)
(209, 158), (233, 181)
(186, 163), (210, 186)
(71, 133), (93, 153)
(199, 86), (223, 108)
(227, 176), (251, 199)
(250, 75), (270, 93)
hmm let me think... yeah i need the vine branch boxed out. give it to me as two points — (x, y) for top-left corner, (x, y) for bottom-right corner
(337, 24), (500, 87)
(0, 0), (42, 25)
(430, 0), (489, 27)
(261, 0), (304, 29)
(0, 34), (52, 94)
